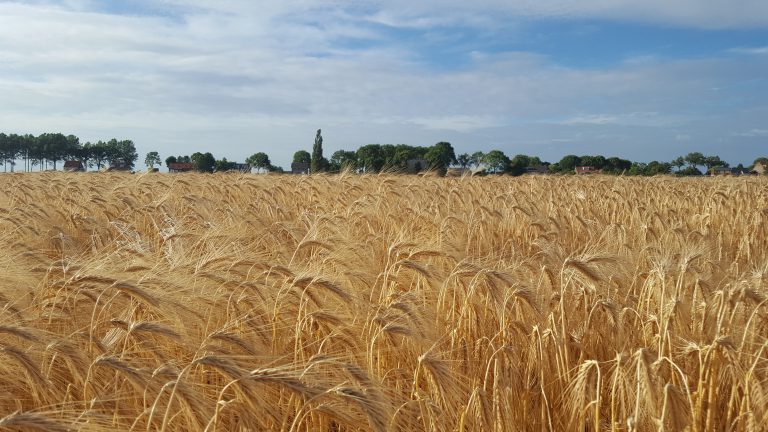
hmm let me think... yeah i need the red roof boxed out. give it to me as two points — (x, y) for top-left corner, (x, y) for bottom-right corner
(169, 163), (194, 171)
(575, 166), (599, 174)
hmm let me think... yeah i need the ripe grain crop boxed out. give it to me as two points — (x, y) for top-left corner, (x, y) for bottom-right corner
(0, 171), (766, 431)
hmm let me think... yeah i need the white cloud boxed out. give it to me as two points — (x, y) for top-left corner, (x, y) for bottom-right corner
(354, 0), (768, 29)
(734, 129), (768, 137)
(729, 46), (768, 55)
(0, 1), (767, 167)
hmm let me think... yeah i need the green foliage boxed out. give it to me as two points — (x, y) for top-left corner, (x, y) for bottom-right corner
(293, 150), (311, 164)
(556, 155), (582, 173)
(508, 154), (531, 176)
(191, 152), (216, 173)
(457, 153), (471, 169)
(676, 166), (703, 176)
(470, 151), (485, 169)
(628, 161), (672, 176)
(356, 144), (385, 173)
(311, 129), (325, 173)
(424, 142), (456, 175)
(684, 152), (706, 168)
(483, 150), (510, 174)
(165, 156), (177, 167)
(329, 150), (357, 171)
(246, 152), (271, 172)
(145, 151), (161, 169)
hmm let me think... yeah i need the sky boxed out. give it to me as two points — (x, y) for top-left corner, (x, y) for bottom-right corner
(1, 0), (767, 169)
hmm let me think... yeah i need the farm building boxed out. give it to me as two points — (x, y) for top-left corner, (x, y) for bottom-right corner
(525, 166), (550, 175)
(290, 162), (309, 174)
(575, 166), (599, 175)
(709, 166), (731, 176)
(63, 160), (84, 172)
(108, 160), (131, 171)
(168, 163), (194, 173)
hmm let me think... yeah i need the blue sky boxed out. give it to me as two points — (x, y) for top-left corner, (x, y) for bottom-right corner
(1, 0), (767, 168)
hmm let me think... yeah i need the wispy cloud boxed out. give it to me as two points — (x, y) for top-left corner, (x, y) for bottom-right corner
(734, 129), (768, 137)
(0, 0), (767, 166)
(729, 46), (768, 55)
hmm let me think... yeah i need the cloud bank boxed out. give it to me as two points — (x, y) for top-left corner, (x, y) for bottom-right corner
(1, 0), (767, 166)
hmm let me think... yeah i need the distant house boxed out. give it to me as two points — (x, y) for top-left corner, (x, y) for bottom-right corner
(168, 162), (194, 173)
(63, 160), (84, 172)
(575, 166), (599, 175)
(754, 161), (767, 175)
(290, 162), (309, 174)
(525, 166), (550, 175)
(709, 166), (731, 176)
(406, 158), (428, 173)
(108, 160), (131, 171)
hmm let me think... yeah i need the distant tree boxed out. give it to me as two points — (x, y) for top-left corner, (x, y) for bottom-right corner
(425, 141), (456, 175)
(603, 157), (632, 174)
(37, 132), (69, 170)
(64, 135), (82, 162)
(677, 166), (702, 176)
(191, 152), (216, 173)
(329, 150), (357, 171)
(356, 144), (385, 173)
(703, 155), (727, 171)
(580, 155), (606, 169)
(457, 153), (471, 169)
(644, 161), (672, 176)
(246, 152), (271, 173)
(214, 157), (237, 172)
(671, 156), (686, 172)
(557, 155), (582, 173)
(509, 154), (531, 176)
(684, 152), (706, 170)
(293, 150), (311, 164)
(470, 151), (485, 170)
(484, 150), (510, 174)
(145, 151), (161, 170)
(108, 139), (138, 169)
(311, 129), (325, 173)
(0, 133), (15, 172)
(165, 156), (177, 169)
(268, 165), (284, 173)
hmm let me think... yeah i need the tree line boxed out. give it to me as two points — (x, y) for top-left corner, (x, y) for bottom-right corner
(296, 140), (764, 176)
(0, 132), (137, 171)
(3, 131), (765, 176)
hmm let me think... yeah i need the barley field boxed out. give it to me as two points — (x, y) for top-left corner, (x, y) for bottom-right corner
(0, 172), (766, 431)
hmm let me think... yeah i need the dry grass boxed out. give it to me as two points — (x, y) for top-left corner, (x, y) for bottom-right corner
(0, 171), (766, 431)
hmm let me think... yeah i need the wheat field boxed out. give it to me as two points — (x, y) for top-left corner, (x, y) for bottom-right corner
(0, 172), (766, 431)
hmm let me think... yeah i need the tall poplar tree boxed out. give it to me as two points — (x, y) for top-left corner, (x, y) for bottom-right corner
(311, 129), (324, 173)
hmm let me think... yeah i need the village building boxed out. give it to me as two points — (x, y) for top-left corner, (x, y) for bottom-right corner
(107, 160), (131, 171)
(709, 166), (731, 176)
(575, 166), (600, 175)
(290, 162), (310, 174)
(168, 162), (194, 173)
(63, 160), (84, 172)
(525, 166), (550, 175)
